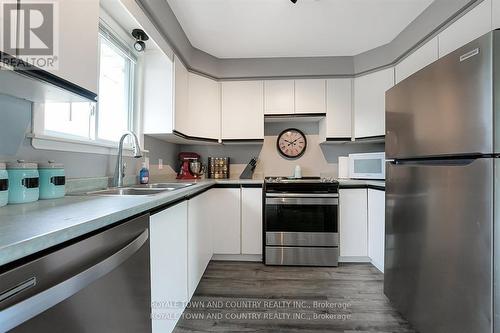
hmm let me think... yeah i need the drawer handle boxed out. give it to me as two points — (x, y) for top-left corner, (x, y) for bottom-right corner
(0, 277), (37, 304)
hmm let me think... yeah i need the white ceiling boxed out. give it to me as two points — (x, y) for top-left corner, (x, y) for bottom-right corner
(166, 0), (434, 58)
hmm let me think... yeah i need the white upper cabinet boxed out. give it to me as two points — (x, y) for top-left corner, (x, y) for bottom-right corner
(241, 187), (263, 255)
(494, 0), (500, 29)
(295, 79), (326, 114)
(354, 67), (394, 139)
(44, 0), (99, 94)
(438, 0), (492, 58)
(174, 55), (190, 135)
(221, 81), (264, 140)
(395, 37), (438, 84)
(264, 80), (295, 115)
(143, 49), (174, 135)
(324, 78), (352, 139)
(211, 188), (241, 254)
(188, 73), (220, 140)
(339, 188), (368, 258)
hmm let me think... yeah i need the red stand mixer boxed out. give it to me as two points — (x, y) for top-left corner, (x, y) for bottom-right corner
(177, 152), (205, 179)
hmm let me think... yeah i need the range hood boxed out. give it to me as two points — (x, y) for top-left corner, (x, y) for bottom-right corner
(0, 54), (97, 104)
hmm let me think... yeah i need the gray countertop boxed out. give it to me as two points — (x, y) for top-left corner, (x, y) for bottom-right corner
(0, 178), (382, 267)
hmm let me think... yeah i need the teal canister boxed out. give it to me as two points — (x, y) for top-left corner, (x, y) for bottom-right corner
(0, 163), (8, 207)
(39, 161), (65, 199)
(7, 161), (39, 204)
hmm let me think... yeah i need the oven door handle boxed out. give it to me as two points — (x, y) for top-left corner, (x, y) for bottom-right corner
(266, 197), (338, 205)
(265, 193), (338, 198)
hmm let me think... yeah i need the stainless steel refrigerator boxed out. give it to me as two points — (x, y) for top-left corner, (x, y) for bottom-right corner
(385, 30), (500, 333)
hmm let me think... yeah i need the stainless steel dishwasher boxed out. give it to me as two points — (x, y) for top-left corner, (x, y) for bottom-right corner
(0, 213), (151, 333)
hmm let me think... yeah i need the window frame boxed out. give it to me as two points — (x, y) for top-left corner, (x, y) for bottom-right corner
(31, 23), (139, 155)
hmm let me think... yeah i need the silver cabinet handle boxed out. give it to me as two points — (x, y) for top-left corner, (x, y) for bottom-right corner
(266, 197), (338, 206)
(0, 278), (36, 304)
(0, 229), (148, 332)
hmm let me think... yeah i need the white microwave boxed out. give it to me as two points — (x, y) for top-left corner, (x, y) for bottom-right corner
(348, 152), (386, 180)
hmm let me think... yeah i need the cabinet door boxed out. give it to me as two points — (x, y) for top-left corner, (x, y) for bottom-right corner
(325, 78), (352, 138)
(188, 73), (220, 140)
(150, 201), (188, 333)
(211, 188), (241, 254)
(438, 0), (492, 58)
(295, 79), (326, 114)
(174, 55), (190, 135)
(221, 81), (264, 140)
(241, 187), (263, 255)
(494, 0), (500, 29)
(395, 37), (438, 84)
(339, 189), (368, 258)
(368, 189), (385, 273)
(143, 49), (174, 134)
(43, 0), (99, 93)
(188, 191), (213, 298)
(354, 68), (394, 139)
(264, 80), (294, 115)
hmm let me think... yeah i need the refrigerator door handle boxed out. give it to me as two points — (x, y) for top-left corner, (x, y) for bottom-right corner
(391, 158), (477, 166)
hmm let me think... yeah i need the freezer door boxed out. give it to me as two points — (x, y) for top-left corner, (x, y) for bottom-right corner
(386, 32), (494, 159)
(385, 158), (493, 333)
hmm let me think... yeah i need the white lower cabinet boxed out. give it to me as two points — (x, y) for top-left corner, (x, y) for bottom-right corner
(339, 189), (368, 259)
(241, 187), (263, 255)
(368, 189), (385, 272)
(211, 188), (241, 254)
(150, 201), (188, 333)
(187, 191), (214, 298)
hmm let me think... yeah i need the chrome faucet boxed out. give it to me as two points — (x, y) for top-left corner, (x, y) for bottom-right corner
(113, 131), (143, 187)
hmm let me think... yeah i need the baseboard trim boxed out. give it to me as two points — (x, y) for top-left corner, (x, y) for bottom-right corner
(338, 256), (370, 263)
(212, 254), (262, 262)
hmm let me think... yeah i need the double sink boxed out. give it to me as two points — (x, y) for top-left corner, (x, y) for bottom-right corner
(85, 183), (195, 196)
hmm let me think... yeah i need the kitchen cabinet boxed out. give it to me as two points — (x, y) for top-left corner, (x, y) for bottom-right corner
(143, 49), (174, 135)
(187, 191), (214, 298)
(44, 0), (99, 94)
(174, 55), (190, 135)
(339, 189), (368, 258)
(295, 79), (326, 114)
(354, 67), (394, 139)
(188, 73), (220, 140)
(150, 201), (188, 333)
(221, 81), (264, 140)
(368, 189), (385, 273)
(211, 188), (241, 254)
(396, 37), (438, 84)
(495, 0), (500, 29)
(322, 78), (352, 139)
(438, 0), (492, 58)
(264, 80), (295, 115)
(241, 187), (263, 255)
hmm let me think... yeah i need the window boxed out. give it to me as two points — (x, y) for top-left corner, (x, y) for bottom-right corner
(38, 27), (136, 149)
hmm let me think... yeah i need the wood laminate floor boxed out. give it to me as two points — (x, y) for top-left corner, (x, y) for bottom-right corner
(174, 261), (415, 333)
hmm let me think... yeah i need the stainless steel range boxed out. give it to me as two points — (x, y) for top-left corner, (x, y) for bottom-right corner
(264, 177), (339, 266)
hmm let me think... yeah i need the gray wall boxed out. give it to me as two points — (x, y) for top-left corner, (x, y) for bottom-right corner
(138, 0), (480, 78)
(0, 94), (177, 179)
(144, 135), (180, 168)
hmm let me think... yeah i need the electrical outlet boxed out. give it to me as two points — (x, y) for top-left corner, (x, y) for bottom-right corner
(158, 159), (163, 170)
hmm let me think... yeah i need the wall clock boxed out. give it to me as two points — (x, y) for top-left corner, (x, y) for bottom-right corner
(277, 128), (307, 159)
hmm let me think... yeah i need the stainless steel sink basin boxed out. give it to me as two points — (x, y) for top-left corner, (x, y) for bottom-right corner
(83, 183), (195, 196)
(131, 183), (195, 190)
(86, 188), (169, 196)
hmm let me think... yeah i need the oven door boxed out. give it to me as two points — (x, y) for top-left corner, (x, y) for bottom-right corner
(265, 194), (339, 247)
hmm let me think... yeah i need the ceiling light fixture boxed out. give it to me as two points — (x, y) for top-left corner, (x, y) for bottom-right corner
(290, 0), (297, 3)
(132, 29), (149, 52)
